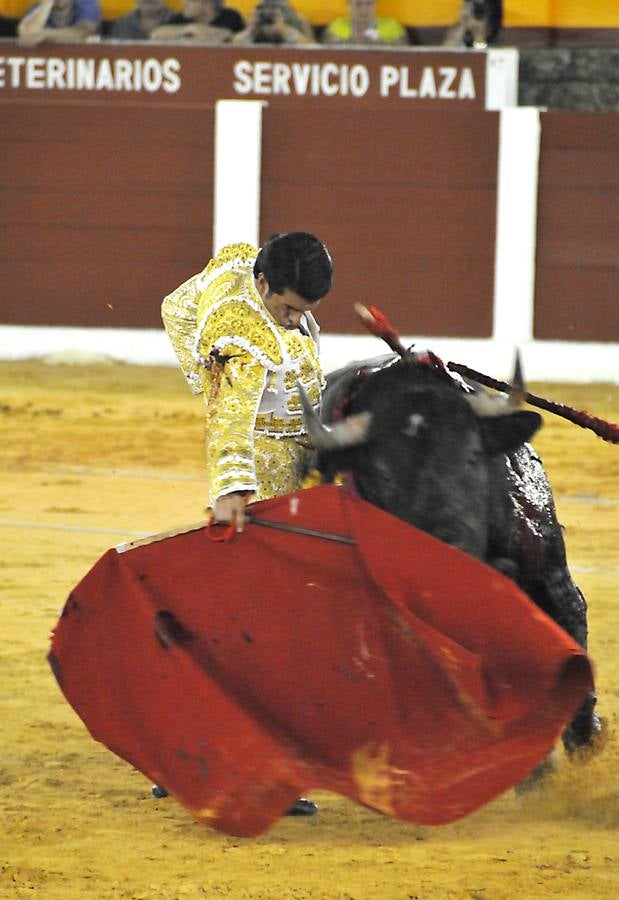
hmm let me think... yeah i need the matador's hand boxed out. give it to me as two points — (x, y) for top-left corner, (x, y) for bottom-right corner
(213, 492), (254, 532)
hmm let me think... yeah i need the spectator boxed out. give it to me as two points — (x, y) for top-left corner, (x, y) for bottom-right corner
(17, 0), (101, 47)
(110, 0), (174, 41)
(232, 0), (314, 45)
(272, 0), (313, 38)
(322, 0), (408, 46)
(443, 0), (502, 48)
(151, 0), (245, 42)
(0, 14), (18, 37)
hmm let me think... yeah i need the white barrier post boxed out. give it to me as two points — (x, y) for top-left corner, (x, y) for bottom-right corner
(492, 107), (541, 345)
(213, 100), (266, 254)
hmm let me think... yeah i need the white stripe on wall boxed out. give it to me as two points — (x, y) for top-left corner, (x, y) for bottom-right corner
(0, 326), (616, 383)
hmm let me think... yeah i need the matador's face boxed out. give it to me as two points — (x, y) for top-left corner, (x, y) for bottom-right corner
(255, 274), (319, 331)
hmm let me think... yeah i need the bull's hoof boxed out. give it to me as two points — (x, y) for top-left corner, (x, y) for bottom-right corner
(151, 784), (169, 798)
(515, 752), (557, 795)
(570, 715), (609, 762)
(285, 798), (318, 816)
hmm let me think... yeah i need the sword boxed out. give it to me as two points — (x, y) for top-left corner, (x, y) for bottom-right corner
(247, 515), (356, 545)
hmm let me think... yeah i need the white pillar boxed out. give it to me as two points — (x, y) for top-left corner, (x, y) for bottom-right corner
(492, 107), (541, 343)
(213, 100), (265, 254)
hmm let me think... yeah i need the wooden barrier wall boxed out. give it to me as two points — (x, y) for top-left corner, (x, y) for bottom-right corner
(535, 113), (619, 343)
(1, 41), (618, 345)
(259, 106), (497, 337)
(3, 92), (214, 330)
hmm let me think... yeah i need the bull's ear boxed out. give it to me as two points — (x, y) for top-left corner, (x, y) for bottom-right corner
(480, 411), (542, 456)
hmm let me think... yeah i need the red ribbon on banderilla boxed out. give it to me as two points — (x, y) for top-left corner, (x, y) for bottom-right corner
(354, 303), (619, 445)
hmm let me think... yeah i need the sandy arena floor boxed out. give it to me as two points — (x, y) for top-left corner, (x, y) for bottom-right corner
(1, 360), (618, 899)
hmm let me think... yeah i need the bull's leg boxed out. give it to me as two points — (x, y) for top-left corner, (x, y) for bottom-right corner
(516, 694), (605, 791)
(522, 573), (602, 754)
(562, 692), (602, 755)
(491, 447), (604, 786)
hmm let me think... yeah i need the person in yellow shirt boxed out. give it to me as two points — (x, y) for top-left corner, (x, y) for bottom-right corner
(322, 0), (409, 45)
(161, 232), (333, 533)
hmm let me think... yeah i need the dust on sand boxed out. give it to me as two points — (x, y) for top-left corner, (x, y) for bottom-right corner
(1, 361), (617, 899)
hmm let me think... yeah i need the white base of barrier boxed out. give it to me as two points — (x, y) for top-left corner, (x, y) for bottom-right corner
(0, 325), (617, 383)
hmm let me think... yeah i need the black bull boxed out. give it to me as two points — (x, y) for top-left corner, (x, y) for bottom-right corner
(301, 355), (601, 755)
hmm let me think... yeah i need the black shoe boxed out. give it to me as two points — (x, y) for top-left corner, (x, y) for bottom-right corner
(151, 784), (169, 798)
(285, 797), (318, 816)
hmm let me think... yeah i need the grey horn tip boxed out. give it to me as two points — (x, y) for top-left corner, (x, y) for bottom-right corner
(296, 381), (371, 450)
(510, 349), (525, 408)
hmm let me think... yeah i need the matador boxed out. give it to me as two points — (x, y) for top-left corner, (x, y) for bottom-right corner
(161, 233), (334, 530)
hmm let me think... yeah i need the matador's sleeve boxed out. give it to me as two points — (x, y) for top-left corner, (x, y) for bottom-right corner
(161, 272), (204, 395)
(205, 351), (268, 501)
(161, 242), (257, 395)
(199, 296), (283, 503)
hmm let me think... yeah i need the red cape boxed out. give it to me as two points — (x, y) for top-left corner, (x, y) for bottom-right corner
(49, 485), (593, 837)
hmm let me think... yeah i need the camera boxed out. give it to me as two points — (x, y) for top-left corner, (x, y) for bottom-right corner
(443, 0), (502, 48)
(257, 10), (276, 26)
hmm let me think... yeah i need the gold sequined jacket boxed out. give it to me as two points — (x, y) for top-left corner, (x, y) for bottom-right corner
(161, 243), (324, 505)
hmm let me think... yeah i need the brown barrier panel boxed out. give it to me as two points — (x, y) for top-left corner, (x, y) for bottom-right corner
(260, 106), (498, 336)
(534, 112), (619, 343)
(1, 103), (213, 327)
(0, 43), (490, 331)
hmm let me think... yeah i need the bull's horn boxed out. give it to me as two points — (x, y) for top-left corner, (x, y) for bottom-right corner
(508, 349), (525, 409)
(465, 350), (527, 417)
(465, 391), (513, 417)
(296, 382), (372, 449)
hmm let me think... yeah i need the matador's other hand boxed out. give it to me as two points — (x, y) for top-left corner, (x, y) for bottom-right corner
(213, 492), (254, 532)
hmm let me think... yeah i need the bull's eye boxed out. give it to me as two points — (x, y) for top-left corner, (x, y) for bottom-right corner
(403, 413), (425, 437)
